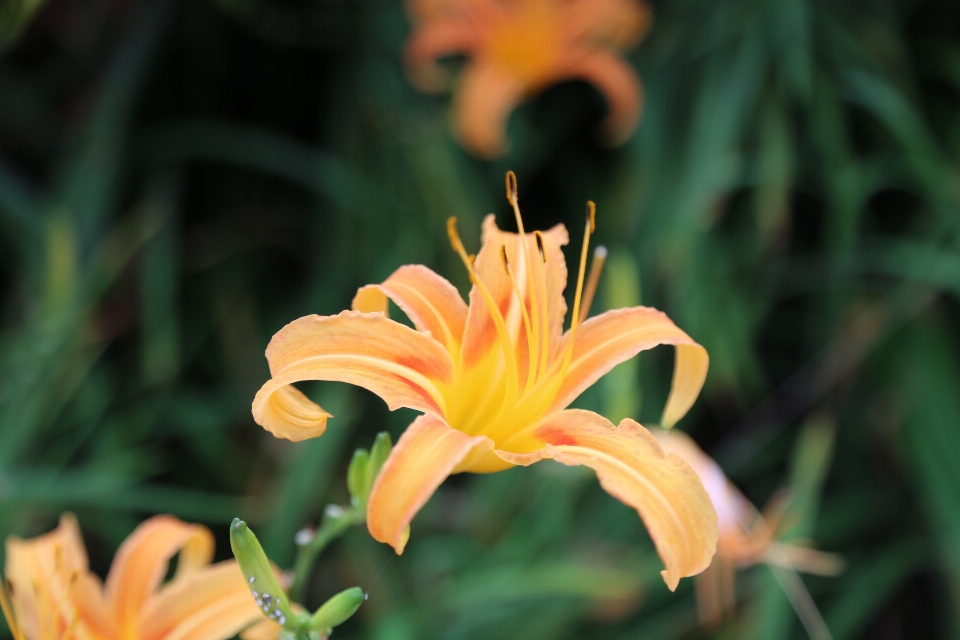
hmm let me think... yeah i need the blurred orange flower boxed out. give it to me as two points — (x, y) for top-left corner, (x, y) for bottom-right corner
(405, 0), (651, 157)
(1, 515), (263, 640)
(652, 429), (843, 625)
(252, 172), (717, 591)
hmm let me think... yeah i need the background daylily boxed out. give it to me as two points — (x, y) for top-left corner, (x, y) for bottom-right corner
(652, 428), (843, 631)
(252, 173), (717, 590)
(2, 515), (264, 640)
(404, 0), (651, 157)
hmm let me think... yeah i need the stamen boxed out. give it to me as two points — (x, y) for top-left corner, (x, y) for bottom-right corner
(555, 202), (596, 387)
(504, 171), (544, 393)
(533, 231), (550, 382)
(578, 245), (607, 324)
(502, 245), (538, 393)
(505, 171), (518, 203)
(447, 218), (519, 411)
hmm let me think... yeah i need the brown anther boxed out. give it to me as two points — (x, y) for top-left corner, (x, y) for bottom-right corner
(506, 171), (518, 204)
(5, 579), (13, 596)
(500, 245), (510, 274)
(586, 201), (596, 234)
(534, 231), (546, 262)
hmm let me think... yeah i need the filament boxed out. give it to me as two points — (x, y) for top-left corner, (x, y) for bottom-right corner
(533, 230), (550, 383)
(505, 171), (544, 392)
(523, 202), (596, 411)
(502, 246), (537, 393)
(558, 202), (596, 380)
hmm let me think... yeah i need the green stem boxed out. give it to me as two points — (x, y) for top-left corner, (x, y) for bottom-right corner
(290, 505), (364, 603)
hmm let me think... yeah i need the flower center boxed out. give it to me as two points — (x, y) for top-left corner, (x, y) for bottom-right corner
(445, 172), (605, 449)
(486, 3), (562, 86)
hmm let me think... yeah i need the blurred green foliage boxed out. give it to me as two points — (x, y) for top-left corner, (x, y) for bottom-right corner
(2, 0), (960, 637)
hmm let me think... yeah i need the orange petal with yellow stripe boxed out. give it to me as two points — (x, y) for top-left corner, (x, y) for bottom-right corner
(547, 306), (709, 428)
(352, 264), (468, 356)
(253, 310), (455, 441)
(495, 410), (717, 591)
(367, 414), (493, 554)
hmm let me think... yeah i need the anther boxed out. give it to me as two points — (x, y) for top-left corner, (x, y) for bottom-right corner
(500, 246), (510, 275)
(586, 201), (596, 234)
(506, 171), (518, 204)
(534, 231), (546, 262)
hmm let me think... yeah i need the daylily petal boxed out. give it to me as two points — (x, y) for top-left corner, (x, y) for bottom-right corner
(404, 17), (480, 92)
(557, 48), (642, 146)
(548, 307), (709, 428)
(104, 516), (215, 635)
(451, 62), (526, 158)
(461, 215), (569, 380)
(650, 428), (748, 536)
(367, 414), (494, 554)
(496, 410), (718, 591)
(352, 264), (468, 356)
(140, 562), (261, 640)
(253, 310), (455, 441)
(74, 574), (119, 640)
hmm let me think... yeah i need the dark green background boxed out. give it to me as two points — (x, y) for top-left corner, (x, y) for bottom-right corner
(1, 0), (959, 637)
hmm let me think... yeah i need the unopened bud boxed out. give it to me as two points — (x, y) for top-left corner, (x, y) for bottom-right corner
(347, 448), (370, 506)
(230, 519), (294, 628)
(366, 432), (392, 492)
(310, 587), (365, 632)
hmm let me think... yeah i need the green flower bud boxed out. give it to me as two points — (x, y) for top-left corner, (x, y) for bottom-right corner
(346, 449), (369, 507)
(366, 432), (392, 491)
(230, 518), (295, 627)
(310, 587), (365, 633)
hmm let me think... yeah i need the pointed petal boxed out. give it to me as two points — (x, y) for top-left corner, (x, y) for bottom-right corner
(461, 215), (569, 380)
(367, 414), (493, 553)
(558, 48), (642, 146)
(405, 17), (479, 92)
(104, 516), (215, 632)
(352, 264), (468, 356)
(451, 62), (526, 158)
(496, 410), (717, 590)
(253, 310), (455, 441)
(548, 306), (708, 428)
(140, 562), (262, 640)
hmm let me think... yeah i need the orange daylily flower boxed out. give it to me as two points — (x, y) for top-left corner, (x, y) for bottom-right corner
(252, 173), (716, 590)
(651, 429), (843, 624)
(405, 0), (651, 157)
(1, 514), (264, 640)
